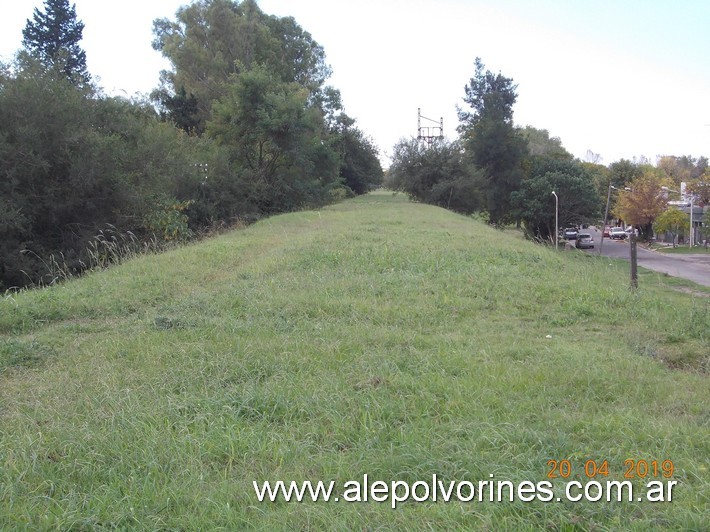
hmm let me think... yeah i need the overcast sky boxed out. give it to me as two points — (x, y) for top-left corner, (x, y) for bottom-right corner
(2, 0), (709, 166)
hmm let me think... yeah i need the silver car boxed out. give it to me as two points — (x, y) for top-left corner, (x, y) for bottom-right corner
(576, 232), (594, 249)
(610, 227), (627, 240)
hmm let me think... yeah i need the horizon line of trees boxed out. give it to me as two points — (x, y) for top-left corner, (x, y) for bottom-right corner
(1, 0), (384, 290)
(387, 58), (709, 244)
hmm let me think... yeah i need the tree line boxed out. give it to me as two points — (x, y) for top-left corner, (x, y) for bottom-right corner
(388, 58), (709, 244)
(1, 0), (383, 290)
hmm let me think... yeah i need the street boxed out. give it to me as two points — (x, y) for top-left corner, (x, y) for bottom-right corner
(580, 227), (710, 287)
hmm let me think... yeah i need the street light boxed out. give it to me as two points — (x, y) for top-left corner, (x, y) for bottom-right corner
(551, 191), (558, 250)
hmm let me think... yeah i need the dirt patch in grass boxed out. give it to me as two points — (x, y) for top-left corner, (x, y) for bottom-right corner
(672, 287), (710, 298)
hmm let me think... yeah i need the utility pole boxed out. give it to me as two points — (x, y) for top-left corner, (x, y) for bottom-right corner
(417, 108), (443, 146)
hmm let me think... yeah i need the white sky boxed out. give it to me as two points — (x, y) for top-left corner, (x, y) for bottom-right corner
(2, 0), (709, 166)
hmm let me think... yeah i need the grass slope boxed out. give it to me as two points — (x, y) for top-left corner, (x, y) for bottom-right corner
(1, 191), (708, 530)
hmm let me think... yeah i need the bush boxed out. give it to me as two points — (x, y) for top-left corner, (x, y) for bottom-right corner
(388, 138), (482, 214)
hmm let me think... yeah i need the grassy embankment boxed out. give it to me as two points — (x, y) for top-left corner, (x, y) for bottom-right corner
(1, 191), (708, 529)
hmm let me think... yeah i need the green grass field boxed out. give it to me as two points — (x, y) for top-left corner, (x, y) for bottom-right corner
(1, 191), (708, 530)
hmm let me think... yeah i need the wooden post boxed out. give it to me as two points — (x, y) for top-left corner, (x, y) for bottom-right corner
(630, 232), (638, 289)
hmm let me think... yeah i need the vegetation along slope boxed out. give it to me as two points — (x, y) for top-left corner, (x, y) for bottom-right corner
(0, 192), (708, 529)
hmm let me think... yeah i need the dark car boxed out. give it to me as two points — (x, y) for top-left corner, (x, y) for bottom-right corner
(563, 227), (578, 240)
(576, 232), (594, 249)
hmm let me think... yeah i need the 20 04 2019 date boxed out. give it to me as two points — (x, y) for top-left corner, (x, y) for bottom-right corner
(547, 459), (674, 479)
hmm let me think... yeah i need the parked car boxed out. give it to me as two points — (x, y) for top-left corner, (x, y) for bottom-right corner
(602, 226), (611, 238)
(563, 227), (578, 240)
(610, 227), (627, 240)
(576, 232), (594, 249)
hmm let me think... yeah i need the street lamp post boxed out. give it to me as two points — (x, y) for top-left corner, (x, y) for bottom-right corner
(551, 191), (558, 250)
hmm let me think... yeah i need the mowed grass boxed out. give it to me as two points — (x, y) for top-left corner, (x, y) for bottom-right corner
(653, 245), (710, 255)
(0, 191), (708, 530)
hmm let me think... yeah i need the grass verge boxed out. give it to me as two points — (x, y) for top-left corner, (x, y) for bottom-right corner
(649, 244), (710, 254)
(1, 191), (708, 529)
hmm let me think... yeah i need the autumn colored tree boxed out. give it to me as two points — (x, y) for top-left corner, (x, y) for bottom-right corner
(657, 155), (708, 185)
(611, 170), (668, 240)
(686, 173), (710, 205)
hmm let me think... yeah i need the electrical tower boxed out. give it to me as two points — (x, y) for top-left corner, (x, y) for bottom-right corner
(417, 108), (443, 145)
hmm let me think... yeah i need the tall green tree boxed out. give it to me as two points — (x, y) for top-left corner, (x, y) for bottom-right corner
(607, 159), (643, 190)
(152, 0), (330, 134)
(518, 126), (571, 159)
(154, 86), (201, 135)
(511, 160), (600, 241)
(207, 65), (340, 214)
(458, 58), (527, 225)
(333, 121), (383, 195)
(21, 0), (90, 85)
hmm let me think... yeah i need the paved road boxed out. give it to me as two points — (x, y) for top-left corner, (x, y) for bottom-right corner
(581, 228), (710, 287)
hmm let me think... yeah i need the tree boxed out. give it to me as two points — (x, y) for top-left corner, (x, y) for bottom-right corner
(584, 149), (603, 164)
(207, 65), (339, 214)
(686, 172), (710, 205)
(612, 169), (668, 240)
(154, 86), (201, 134)
(334, 124), (383, 195)
(654, 208), (689, 248)
(701, 210), (710, 246)
(458, 58), (527, 225)
(21, 0), (90, 85)
(389, 138), (482, 214)
(152, 0), (331, 134)
(518, 126), (572, 160)
(608, 159), (643, 190)
(0, 58), (208, 288)
(511, 166), (600, 241)
(657, 155), (707, 185)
